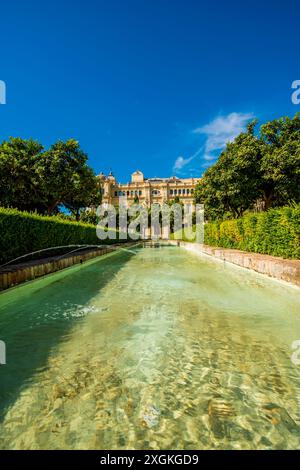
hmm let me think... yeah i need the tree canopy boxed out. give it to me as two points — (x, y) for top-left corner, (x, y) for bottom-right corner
(0, 137), (101, 218)
(194, 113), (300, 220)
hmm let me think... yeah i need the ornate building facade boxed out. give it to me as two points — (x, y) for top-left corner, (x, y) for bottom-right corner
(98, 170), (200, 209)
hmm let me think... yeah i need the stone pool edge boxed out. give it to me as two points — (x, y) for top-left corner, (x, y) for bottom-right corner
(167, 240), (300, 288)
(0, 243), (138, 291)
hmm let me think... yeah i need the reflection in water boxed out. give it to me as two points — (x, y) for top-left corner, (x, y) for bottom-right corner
(0, 246), (300, 449)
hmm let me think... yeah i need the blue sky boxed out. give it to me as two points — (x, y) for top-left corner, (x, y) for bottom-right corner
(0, 0), (299, 182)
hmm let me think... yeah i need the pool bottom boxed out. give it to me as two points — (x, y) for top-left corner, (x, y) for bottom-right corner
(0, 246), (300, 449)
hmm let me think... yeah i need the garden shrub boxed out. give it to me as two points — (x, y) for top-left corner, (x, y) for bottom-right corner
(204, 205), (300, 259)
(0, 207), (127, 264)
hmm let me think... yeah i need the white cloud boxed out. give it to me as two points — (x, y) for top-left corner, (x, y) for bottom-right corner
(203, 154), (216, 161)
(173, 146), (204, 172)
(193, 112), (254, 159)
(172, 112), (254, 175)
(173, 155), (193, 171)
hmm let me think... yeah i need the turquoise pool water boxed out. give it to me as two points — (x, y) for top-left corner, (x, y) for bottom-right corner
(0, 245), (300, 449)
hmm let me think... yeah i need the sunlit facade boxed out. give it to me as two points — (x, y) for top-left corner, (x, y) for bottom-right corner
(98, 170), (200, 209)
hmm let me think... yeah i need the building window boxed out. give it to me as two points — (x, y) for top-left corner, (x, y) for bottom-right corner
(139, 190), (142, 196)
(182, 189), (185, 195)
(114, 191), (118, 197)
(170, 189), (173, 195)
(187, 189), (190, 195)
(174, 190), (177, 195)
(178, 189), (181, 195)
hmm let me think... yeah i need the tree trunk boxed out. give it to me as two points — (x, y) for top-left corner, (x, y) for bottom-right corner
(47, 201), (60, 214)
(263, 192), (274, 210)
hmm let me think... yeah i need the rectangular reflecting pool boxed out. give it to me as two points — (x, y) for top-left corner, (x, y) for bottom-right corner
(0, 245), (300, 449)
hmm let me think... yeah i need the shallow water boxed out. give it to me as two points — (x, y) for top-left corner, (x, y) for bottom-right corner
(0, 245), (300, 449)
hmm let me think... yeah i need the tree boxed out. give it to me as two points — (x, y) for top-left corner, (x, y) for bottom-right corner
(195, 121), (262, 219)
(260, 114), (300, 208)
(0, 137), (45, 211)
(195, 113), (300, 219)
(0, 137), (101, 218)
(80, 208), (99, 225)
(37, 139), (101, 216)
(163, 197), (184, 231)
(64, 166), (102, 221)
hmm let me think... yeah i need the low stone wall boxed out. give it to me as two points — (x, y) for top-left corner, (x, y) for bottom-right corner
(169, 241), (300, 287)
(0, 244), (134, 291)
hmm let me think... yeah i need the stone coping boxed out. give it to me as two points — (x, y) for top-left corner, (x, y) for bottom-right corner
(0, 243), (135, 291)
(168, 241), (300, 288)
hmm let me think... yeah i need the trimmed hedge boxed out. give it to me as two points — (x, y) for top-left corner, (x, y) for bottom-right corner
(204, 205), (300, 259)
(0, 207), (125, 264)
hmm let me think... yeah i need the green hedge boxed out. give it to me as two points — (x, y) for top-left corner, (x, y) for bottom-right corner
(204, 205), (300, 259)
(0, 207), (126, 264)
